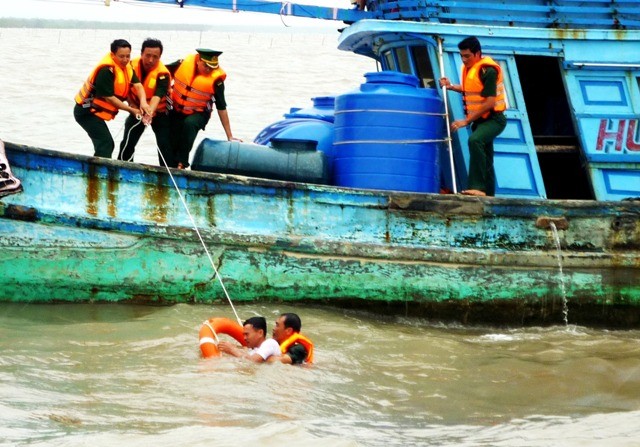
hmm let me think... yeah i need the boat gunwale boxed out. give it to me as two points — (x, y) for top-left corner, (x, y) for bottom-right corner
(5, 141), (640, 215)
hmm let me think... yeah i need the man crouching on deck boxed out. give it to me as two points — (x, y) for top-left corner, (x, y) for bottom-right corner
(218, 316), (280, 363)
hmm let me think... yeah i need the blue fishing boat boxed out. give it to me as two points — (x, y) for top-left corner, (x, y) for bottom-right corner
(1, 0), (639, 327)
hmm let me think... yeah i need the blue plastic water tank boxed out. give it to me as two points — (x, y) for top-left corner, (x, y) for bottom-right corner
(333, 72), (445, 193)
(254, 96), (335, 157)
(284, 96), (336, 122)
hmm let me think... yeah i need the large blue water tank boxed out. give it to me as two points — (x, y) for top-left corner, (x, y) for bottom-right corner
(333, 72), (445, 193)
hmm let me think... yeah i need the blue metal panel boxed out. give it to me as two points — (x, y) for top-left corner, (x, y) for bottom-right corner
(135, 0), (370, 21)
(577, 118), (640, 162)
(371, 0), (640, 29)
(580, 79), (628, 107)
(588, 164), (640, 200)
(494, 153), (542, 197)
(564, 67), (640, 199)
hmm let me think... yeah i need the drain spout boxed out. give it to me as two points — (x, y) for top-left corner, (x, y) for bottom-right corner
(535, 216), (569, 230)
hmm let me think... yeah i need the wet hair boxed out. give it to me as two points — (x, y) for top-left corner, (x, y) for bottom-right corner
(110, 39), (132, 54)
(244, 316), (267, 336)
(141, 38), (163, 55)
(458, 36), (481, 55)
(281, 313), (302, 333)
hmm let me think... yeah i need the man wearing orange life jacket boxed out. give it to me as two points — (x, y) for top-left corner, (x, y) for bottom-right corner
(271, 313), (314, 364)
(117, 38), (172, 166)
(74, 39), (151, 158)
(166, 48), (239, 169)
(439, 36), (507, 197)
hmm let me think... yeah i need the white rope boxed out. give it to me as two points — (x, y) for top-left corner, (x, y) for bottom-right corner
(279, 2), (292, 27)
(122, 115), (144, 162)
(156, 146), (243, 327)
(334, 138), (448, 145)
(334, 109), (445, 117)
(437, 36), (458, 194)
(203, 319), (220, 344)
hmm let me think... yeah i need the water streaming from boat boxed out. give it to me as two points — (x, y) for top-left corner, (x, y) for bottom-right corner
(549, 221), (569, 326)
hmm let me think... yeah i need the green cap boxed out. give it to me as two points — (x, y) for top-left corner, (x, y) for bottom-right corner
(196, 48), (222, 68)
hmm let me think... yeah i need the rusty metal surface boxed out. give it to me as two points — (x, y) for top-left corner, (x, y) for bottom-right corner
(1, 142), (639, 326)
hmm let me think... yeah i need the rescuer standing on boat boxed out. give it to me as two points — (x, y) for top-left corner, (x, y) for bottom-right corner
(74, 39), (151, 158)
(117, 38), (172, 166)
(166, 48), (239, 169)
(439, 36), (507, 197)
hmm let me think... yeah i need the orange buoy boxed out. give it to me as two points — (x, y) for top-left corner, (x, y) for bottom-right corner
(198, 317), (247, 358)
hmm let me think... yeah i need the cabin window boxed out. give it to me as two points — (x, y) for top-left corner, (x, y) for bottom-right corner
(382, 50), (396, 71)
(411, 46), (435, 88)
(381, 46), (436, 88)
(396, 46), (412, 75)
(498, 60), (516, 109)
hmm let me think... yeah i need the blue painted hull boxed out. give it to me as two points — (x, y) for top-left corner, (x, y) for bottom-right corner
(1, 142), (639, 327)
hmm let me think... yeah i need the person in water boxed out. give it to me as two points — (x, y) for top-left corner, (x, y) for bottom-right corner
(74, 39), (151, 158)
(272, 313), (314, 364)
(218, 316), (280, 363)
(117, 38), (172, 166)
(439, 36), (507, 197)
(165, 48), (239, 169)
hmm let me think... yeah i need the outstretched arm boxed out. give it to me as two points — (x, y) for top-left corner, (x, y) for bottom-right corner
(217, 341), (265, 363)
(216, 109), (235, 141)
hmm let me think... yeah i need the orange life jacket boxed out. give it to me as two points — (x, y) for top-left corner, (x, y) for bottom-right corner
(461, 56), (506, 120)
(170, 54), (226, 115)
(75, 53), (133, 121)
(129, 57), (171, 114)
(280, 333), (314, 363)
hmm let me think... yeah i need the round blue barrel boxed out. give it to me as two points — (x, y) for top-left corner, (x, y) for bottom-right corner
(284, 96), (335, 122)
(333, 72), (445, 193)
(254, 96), (335, 156)
(253, 96), (336, 181)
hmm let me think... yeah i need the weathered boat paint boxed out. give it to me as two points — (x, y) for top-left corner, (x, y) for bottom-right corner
(1, 143), (639, 326)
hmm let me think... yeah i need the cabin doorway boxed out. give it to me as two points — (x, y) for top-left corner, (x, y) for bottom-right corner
(515, 55), (594, 199)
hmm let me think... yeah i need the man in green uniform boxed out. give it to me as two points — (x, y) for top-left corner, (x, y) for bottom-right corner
(74, 39), (150, 158)
(271, 313), (314, 365)
(166, 48), (239, 169)
(117, 38), (172, 166)
(439, 36), (507, 196)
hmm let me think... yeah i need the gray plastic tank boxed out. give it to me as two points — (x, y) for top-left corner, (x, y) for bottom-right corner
(191, 138), (329, 185)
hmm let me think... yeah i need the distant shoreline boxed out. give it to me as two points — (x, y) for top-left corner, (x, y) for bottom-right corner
(0, 18), (339, 33)
(0, 18), (213, 30)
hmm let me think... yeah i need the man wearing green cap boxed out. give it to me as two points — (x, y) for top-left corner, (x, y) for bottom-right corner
(166, 48), (239, 169)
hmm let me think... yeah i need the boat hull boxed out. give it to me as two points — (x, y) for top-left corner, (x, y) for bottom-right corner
(1, 143), (639, 326)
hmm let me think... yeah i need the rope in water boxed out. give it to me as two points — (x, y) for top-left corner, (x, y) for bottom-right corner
(138, 124), (243, 327)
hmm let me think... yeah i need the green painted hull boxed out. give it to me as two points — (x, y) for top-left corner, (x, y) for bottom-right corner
(1, 143), (639, 326)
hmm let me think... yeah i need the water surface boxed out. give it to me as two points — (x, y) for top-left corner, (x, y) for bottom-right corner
(1, 303), (639, 446)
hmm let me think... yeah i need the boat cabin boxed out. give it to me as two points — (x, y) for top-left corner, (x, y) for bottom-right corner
(338, 0), (640, 200)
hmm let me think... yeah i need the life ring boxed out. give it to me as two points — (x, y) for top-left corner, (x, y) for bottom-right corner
(198, 317), (246, 358)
